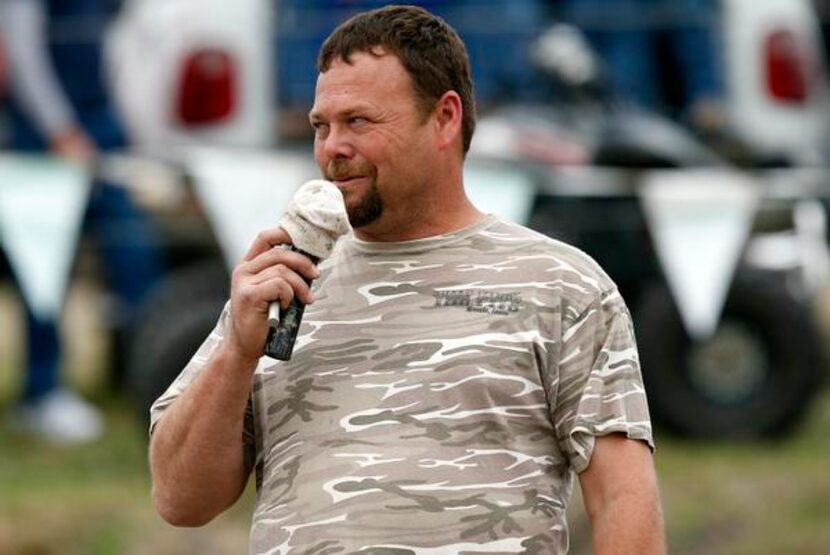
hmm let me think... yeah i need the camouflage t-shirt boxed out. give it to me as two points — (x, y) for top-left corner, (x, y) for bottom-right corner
(150, 215), (653, 554)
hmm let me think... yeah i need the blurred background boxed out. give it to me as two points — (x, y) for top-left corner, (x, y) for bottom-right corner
(2, 0), (830, 553)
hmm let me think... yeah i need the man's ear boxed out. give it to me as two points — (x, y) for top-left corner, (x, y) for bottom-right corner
(434, 91), (463, 153)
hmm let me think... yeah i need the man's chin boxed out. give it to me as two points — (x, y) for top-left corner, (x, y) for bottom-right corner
(346, 198), (383, 229)
(347, 208), (378, 229)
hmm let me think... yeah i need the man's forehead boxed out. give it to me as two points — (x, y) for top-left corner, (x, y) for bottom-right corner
(311, 51), (413, 114)
(309, 95), (378, 120)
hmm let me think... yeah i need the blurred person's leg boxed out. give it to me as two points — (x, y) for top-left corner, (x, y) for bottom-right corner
(7, 105), (47, 150)
(22, 312), (59, 402)
(4, 110), (58, 403)
(666, 0), (725, 132)
(10, 287), (103, 444)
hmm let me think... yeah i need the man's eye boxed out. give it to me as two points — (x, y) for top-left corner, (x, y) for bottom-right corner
(312, 122), (329, 136)
(349, 117), (368, 126)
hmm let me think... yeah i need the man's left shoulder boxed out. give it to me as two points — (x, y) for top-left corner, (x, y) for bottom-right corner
(478, 218), (617, 292)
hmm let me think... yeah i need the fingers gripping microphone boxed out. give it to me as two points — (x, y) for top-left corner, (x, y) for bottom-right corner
(264, 180), (351, 360)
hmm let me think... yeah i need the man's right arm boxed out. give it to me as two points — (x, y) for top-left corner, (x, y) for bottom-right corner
(149, 341), (258, 526)
(149, 227), (319, 526)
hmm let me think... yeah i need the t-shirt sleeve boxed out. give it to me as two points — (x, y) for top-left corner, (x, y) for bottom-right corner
(553, 288), (654, 474)
(147, 302), (256, 462)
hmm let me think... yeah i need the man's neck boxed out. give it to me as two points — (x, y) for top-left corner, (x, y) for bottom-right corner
(353, 198), (485, 243)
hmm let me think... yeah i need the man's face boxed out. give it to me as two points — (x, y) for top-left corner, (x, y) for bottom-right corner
(310, 51), (436, 233)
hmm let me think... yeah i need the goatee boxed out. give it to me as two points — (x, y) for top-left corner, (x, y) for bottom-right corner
(347, 182), (383, 228)
(326, 159), (383, 228)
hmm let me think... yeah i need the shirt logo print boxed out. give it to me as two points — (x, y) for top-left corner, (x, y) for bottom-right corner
(431, 290), (523, 315)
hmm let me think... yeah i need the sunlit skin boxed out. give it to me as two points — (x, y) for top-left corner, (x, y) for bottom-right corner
(309, 49), (483, 242)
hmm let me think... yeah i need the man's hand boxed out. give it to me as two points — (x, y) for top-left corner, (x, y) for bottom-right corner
(227, 226), (320, 364)
(579, 434), (666, 555)
(50, 127), (96, 166)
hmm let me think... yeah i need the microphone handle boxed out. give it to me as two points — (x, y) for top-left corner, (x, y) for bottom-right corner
(264, 247), (320, 361)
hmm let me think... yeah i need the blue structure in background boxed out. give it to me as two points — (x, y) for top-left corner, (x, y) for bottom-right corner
(276, 1), (552, 110)
(556, 0), (723, 116)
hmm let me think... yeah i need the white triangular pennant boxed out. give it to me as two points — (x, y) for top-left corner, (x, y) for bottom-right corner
(464, 161), (537, 225)
(187, 148), (318, 268)
(641, 170), (760, 339)
(0, 154), (91, 320)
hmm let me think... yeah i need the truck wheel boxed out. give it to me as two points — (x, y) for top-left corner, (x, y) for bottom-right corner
(126, 261), (228, 425)
(634, 270), (823, 438)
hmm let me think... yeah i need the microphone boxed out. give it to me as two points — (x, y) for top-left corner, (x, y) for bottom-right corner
(264, 180), (351, 360)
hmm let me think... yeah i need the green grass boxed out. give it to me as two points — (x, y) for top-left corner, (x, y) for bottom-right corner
(0, 399), (252, 555)
(554, 395), (830, 555)
(0, 392), (828, 554)
(652, 397), (830, 555)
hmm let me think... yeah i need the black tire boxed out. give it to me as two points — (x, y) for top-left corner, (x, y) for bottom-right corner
(634, 269), (823, 438)
(126, 261), (229, 425)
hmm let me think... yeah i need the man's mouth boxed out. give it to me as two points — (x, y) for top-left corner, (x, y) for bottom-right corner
(331, 176), (365, 187)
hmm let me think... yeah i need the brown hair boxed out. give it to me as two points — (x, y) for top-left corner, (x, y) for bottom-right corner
(317, 5), (476, 155)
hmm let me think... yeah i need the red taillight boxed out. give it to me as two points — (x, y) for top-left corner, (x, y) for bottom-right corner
(765, 30), (808, 103)
(0, 42), (8, 97)
(175, 48), (237, 125)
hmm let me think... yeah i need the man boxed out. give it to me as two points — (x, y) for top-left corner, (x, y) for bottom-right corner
(149, 5), (665, 553)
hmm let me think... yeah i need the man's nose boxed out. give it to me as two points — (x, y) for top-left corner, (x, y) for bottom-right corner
(320, 125), (355, 160)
